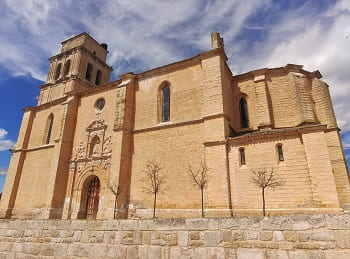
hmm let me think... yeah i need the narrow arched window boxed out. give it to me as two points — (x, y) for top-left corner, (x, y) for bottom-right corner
(63, 60), (71, 76)
(54, 63), (62, 80)
(277, 144), (284, 161)
(45, 114), (54, 144)
(239, 98), (249, 128)
(85, 63), (93, 81)
(95, 70), (102, 85)
(89, 135), (100, 157)
(161, 85), (170, 122)
(239, 147), (246, 165)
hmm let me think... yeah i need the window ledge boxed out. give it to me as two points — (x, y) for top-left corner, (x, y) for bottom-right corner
(12, 144), (55, 153)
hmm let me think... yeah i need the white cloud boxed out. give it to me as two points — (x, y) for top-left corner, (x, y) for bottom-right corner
(342, 134), (350, 150)
(0, 0), (349, 135)
(0, 168), (7, 175)
(0, 128), (15, 151)
(230, 0), (350, 133)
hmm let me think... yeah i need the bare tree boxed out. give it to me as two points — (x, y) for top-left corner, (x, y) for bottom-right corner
(141, 160), (166, 218)
(188, 161), (210, 217)
(108, 181), (121, 219)
(251, 168), (284, 216)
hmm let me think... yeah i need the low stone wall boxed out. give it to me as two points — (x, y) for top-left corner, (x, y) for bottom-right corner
(0, 214), (349, 258)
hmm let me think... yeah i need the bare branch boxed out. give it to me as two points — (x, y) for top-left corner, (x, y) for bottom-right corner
(188, 161), (210, 190)
(141, 160), (166, 194)
(108, 181), (121, 197)
(251, 167), (284, 216)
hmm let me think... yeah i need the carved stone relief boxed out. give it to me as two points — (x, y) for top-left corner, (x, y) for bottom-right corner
(70, 119), (112, 173)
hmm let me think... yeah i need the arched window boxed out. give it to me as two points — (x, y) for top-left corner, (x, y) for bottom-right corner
(45, 114), (54, 144)
(161, 85), (170, 122)
(63, 60), (71, 76)
(95, 70), (102, 85)
(276, 144), (284, 161)
(239, 147), (246, 165)
(89, 135), (100, 157)
(239, 98), (249, 128)
(85, 63), (93, 81)
(54, 63), (62, 80)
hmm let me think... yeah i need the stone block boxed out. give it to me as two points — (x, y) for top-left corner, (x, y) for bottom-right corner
(246, 230), (259, 240)
(288, 250), (308, 259)
(297, 231), (310, 242)
(156, 218), (186, 230)
(208, 247), (225, 259)
(149, 246), (162, 258)
(185, 219), (208, 230)
(189, 231), (200, 240)
(105, 245), (117, 258)
(223, 230), (232, 242)
(138, 220), (156, 231)
(127, 246), (139, 259)
(53, 244), (68, 256)
(12, 243), (23, 253)
(118, 220), (139, 230)
(67, 243), (89, 257)
(309, 215), (325, 229)
(115, 245), (127, 259)
(193, 247), (207, 259)
(220, 218), (240, 229)
(167, 233), (177, 246)
(178, 231), (188, 246)
(324, 251), (350, 259)
(204, 231), (222, 246)
(59, 230), (74, 238)
(276, 250), (289, 259)
(209, 219), (219, 230)
(133, 231), (142, 245)
(232, 231), (243, 241)
(170, 247), (193, 259)
(262, 217), (293, 230)
(326, 215), (350, 229)
(226, 248), (236, 259)
(265, 250), (276, 259)
(259, 231), (273, 241)
(293, 221), (311, 231)
(309, 251), (325, 259)
(80, 230), (89, 243)
(319, 241), (336, 249)
(237, 248), (264, 259)
(138, 245), (149, 259)
(334, 230), (350, 248)
(283, 231), (297, 242)
(273, 231), (284, 242)
(310, 230), (335, 241)
(72, 230), (81, 242)
(40, 243), (54, 256)
(142, 231), (151, 245)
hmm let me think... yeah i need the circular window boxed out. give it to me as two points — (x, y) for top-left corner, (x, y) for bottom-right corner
(95, 98), (105, 111)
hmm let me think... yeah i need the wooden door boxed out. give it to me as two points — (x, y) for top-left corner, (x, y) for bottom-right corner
(85, 176), (100, 219)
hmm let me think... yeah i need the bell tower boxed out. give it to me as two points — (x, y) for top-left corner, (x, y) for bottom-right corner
(38, 33), (113, 105)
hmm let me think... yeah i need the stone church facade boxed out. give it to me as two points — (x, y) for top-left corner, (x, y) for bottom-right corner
(1, 32), (349, 219)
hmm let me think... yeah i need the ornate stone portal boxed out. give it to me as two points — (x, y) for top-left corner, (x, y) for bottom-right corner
(64, 119), (112, 219)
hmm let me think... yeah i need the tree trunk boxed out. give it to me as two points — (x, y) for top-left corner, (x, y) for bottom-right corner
(113, 196), (117, 219)
(262, 188), (266, 216)
(153, 192), (157, 218)
(201, 187), (204, 217)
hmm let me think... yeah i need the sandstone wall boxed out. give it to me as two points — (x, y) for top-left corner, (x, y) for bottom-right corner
(0, 214), (349, 258)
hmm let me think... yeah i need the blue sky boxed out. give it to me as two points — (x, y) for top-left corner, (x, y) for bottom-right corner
(0, 0), (349, 192)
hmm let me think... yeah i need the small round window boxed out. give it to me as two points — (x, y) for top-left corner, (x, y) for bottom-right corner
(95, 98), (105, 111)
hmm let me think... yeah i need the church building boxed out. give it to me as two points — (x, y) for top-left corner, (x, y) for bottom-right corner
(0, 32), (349, 219)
